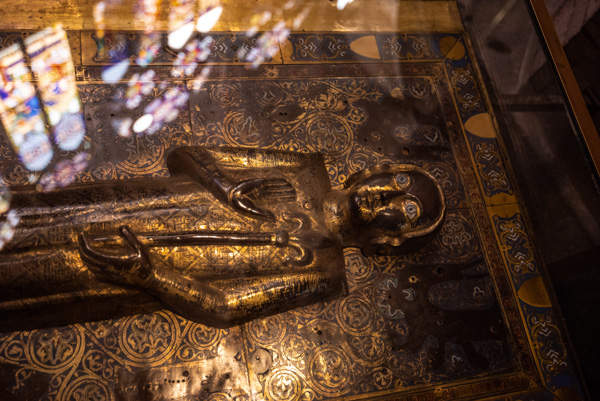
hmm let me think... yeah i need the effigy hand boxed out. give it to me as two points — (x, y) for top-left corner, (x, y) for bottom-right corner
(228, 178), (296, 220)
(78, 226), (155, 288)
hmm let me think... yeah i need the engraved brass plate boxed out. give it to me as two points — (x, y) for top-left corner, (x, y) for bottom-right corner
(0, 26), (585, 401)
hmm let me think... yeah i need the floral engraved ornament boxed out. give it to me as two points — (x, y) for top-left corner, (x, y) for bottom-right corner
(35, 329), (76, 366)
(126, 314), (173, 355)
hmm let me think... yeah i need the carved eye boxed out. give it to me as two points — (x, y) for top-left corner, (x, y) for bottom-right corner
(395, 173), (410, 188)
(404, 200), (419, 221)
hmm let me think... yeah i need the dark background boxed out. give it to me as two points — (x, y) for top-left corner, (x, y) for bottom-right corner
(459, 1), (600, 399)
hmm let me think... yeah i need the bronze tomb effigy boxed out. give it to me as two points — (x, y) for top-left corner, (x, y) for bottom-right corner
(0, 145), (445, 329)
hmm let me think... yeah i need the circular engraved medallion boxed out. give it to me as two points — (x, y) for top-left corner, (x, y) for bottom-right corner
(408, 79), (430, 98)
(188, 323), (222, 349)
(265, 367), (302, 401)
(118, 311), (180, 365)
(63, 376), (113, 401)
(308, 346), (350, 396)
(116, 138), (167, 176)
(28, 326), (84, 372)
(281, 335), (307, 361)
(223, 111), (268, 147)
(306, 114), (352, 156)
(209, 82), (241, 107)
(335, 294), (374, 336)
(246, 315), (286, 346)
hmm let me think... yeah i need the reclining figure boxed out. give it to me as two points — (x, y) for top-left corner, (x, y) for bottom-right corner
(0, 146), (445, 329)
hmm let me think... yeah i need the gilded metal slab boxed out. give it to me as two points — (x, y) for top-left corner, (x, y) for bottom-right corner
(0, 30), (585, 401)
(0, 1), (463, 32)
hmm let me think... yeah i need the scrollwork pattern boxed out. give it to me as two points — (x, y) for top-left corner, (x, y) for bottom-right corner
(62, 376), (113, 401)
(27, 326), (84, 372)
(118, 312), (180, 365)
(266, 367), (304, 401)
(494, 214), (540, 287)
(0, 30), (581, 400)
(309, 346), (351, 396)
(526, 308), (569, 380)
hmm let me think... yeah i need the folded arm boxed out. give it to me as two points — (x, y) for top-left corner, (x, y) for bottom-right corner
(78, 226), (344, 327)
(166, 146), (296, 220)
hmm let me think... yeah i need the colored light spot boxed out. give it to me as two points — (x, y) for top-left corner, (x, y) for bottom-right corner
(133, 114), (154, 133)
(196, 6), (222, 33)
(19, 132), (53, 171)
(168, 21), (195, 49)
(102, 60), (131, 84)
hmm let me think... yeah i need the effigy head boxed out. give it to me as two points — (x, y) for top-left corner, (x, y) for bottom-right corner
(344, 163), (445, 255)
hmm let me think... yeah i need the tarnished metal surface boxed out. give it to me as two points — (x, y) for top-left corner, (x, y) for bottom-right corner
(1, 143), (445, 328)
(0, 29), (584, 400)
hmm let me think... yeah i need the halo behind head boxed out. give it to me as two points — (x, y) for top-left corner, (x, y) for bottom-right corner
(345, 163), (446, 255)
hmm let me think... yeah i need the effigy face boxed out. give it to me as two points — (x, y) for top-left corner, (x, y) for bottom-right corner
(344, 163), (445, 255)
